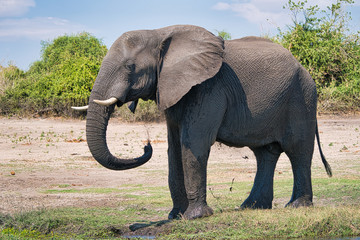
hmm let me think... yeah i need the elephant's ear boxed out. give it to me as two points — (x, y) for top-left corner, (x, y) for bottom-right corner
(156, 25), (224, 110)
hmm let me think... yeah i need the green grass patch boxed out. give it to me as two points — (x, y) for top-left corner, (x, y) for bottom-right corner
(162, 206), (360, 239)
(2, 177), (360, 239)
(42, 187), (123, 194)
(1, 206), (360, 239)
(313, 178), (360, 202)
(272, 178), (360, 203)
(42, 185), (170, 198)
(208, 178), (360, 213)
(1, 227), (56, 239)
(56, 184), (71, 188)
(0, 207), (166, 239)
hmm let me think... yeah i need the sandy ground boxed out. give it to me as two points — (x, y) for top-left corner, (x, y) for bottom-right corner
(0, 115), (359, 215)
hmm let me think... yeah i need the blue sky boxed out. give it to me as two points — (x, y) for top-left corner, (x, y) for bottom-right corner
(1, 0), (359, 70)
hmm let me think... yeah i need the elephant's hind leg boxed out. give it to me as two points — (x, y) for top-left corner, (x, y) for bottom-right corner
(285, 150), (313, 208)
(241, 143), (281, 209)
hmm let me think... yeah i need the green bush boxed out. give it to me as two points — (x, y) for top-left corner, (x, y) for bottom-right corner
(217, 30), (232, 40)
(277, 0), (360, 111)
(114, 99), (164, 122)
(0, 32), (107, 116)
(319, 76), (360, 111)
(0, 65), (25, 95)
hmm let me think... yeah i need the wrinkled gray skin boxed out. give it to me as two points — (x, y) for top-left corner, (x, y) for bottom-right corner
(85, 25), (332, 220)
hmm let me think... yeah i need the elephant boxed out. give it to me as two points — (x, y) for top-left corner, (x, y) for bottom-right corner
(72, 25), (332, 220)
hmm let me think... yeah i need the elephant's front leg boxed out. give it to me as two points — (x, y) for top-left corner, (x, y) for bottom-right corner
(181, 143), (213, 220)
(167, 124), (188, 220)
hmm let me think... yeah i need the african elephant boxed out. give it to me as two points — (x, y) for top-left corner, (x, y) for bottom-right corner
(73, 25), (332, 220)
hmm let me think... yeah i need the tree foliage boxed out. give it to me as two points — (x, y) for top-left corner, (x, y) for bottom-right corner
(0, 33), (107, 116)
(0, 65), (25, 96)
(217, 30), (232, 40)
(277, 0), (360, 111)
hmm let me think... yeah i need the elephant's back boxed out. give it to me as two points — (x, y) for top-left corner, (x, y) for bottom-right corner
(223, 37), (302, 122)
(224, 37), (298, 75)
(228, 36), (273, 44)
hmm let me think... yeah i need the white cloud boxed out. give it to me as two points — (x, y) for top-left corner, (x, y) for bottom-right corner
(213, 0), (291, 32)
(0, 17), (89, 41)
(0, 0), (92, 41)
(0, 0), (35, 17)
(212, 0), (358, 33)
(213, 2), (231, 11)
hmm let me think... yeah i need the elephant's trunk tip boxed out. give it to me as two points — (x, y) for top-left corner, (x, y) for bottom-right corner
(144, 140), (152, 153)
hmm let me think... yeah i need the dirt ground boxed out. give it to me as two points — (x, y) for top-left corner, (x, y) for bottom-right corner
(1, 115), (360, 215)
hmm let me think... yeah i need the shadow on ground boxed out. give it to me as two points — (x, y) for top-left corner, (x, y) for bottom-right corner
(108, 219), (172, 238)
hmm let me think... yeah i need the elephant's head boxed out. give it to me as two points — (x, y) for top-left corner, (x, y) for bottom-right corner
(84, 25), (224, 170)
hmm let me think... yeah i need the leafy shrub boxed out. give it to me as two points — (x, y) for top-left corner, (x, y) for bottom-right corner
(319, 76), (360, 112)
(113, 99), (164, 122)
(0, 32), (107, 116)
(277, 0), (360, 111)
(217, 30), (232, 40)
(0, 65), (25, 95)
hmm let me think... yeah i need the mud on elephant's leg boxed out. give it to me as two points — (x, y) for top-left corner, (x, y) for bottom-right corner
(167, 124), (188, 220)
(241, 143), (281, 209)
(181, 146), (213, 220)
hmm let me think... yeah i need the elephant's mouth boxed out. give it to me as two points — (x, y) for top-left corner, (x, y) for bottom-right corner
(126, 100), (138, 113)
(116, 101), (123, 107)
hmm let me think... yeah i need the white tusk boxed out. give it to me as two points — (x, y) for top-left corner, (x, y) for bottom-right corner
(71, 105), (89, 111)
(93, 97), (118, 106)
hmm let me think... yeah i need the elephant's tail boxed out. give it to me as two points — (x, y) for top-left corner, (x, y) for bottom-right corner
(316, 121), (332, 177)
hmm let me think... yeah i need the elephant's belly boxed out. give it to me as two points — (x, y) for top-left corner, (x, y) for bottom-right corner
(216, 124), (279, 149)
(215, 137), (248, 148)
(216, 134), (250, 148)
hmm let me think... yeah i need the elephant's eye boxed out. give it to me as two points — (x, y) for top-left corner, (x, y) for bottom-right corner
(125, 62), (135, 72)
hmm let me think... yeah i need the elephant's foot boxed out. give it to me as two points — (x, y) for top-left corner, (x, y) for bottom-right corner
(285, 195), (313, 208)
(241, 196), (272, 209)
(182, 204), (213, 220)
(168, 207), (185, 220)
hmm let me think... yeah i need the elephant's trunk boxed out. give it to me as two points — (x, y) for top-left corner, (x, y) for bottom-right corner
(86, 93), (152, 170)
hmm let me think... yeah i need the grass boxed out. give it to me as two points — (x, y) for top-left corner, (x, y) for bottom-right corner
(0, 207), (163, 239)
(163, 206), (360, 239)
(1, 177), (360, 239)
(42, 187), (124, 194)
(1, 206), (359, 239)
